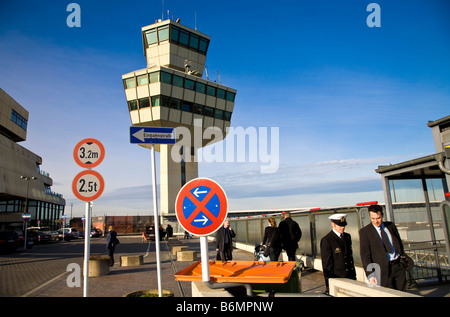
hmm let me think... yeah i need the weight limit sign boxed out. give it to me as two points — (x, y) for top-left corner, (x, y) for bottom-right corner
(72, 170), (105, 202)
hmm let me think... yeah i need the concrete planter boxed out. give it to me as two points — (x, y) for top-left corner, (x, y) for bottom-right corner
(88, 255), (111, 277)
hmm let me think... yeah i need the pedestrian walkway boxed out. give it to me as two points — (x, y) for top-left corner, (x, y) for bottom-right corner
(23, 235), (450, 297)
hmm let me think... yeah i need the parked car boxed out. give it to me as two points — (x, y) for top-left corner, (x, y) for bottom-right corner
(57, 229), (74, 241)
(90, 228), (102, 238)
(0, 231), (21, 253)
(29, 230), (52, 243)
(60, 227), (79, 239)
(47, 230), (61, 242)
(16, 230), (36, 248)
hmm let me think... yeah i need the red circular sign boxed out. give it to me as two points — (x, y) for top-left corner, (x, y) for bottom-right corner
(175, 178), (228, 236)
(73, 138), (105, 168)
(72, 170), (105, 202)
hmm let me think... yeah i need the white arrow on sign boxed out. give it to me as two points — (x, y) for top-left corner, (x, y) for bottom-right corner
(193, 215), (209, 225)
(193, 187), (208, 198)
(132, 129), (174, 142)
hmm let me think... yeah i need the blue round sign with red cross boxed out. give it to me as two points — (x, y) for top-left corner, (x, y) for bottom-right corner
(175, 178), (228, 236)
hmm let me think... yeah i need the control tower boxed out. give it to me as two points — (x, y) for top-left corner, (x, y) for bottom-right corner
(122, 19), (237, 216)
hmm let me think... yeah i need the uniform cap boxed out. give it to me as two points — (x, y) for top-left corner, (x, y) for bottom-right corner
(329, 213), (347, 226)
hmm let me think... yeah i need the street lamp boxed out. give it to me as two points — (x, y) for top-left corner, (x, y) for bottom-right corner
(20, 176), (36, 249)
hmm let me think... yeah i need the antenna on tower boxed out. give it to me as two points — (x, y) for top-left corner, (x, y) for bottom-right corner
(205, 66), (209, 80)
(195, 11), (197, 30)
(162, 0), (164, 20)
(217, 70), (222, 84)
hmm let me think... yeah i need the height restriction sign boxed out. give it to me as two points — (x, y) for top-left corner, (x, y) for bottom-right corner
(175, 178), (228, 236)
(73, 138), (105, 169)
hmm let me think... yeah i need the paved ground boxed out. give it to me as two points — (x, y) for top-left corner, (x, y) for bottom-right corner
(1, 235), (449, 298)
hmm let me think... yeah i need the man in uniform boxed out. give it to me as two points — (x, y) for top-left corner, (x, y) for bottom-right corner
(320, 214), (356, 293)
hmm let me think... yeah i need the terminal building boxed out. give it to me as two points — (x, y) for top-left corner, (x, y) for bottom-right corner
(122, 19), (237, 217)
(0, 88), (65, 231)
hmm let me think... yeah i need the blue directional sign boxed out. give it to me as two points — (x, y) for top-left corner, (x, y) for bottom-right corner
(130, 126), (176, 144)
(175, 178), (228, 236)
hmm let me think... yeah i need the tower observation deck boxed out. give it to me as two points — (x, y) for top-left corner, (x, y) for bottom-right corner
(122, 19), (237, 216)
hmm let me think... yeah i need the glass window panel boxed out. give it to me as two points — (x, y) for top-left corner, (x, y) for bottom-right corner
(315, 213), (335, 259)
(145, 29), (157, 45)
(292, 215), (312, 255)
(170, 26), (179, 42)
(158, 26), (169, 42)
(214, 109), (223, 119)
(390, 179), (425, 203)
(189, 34), (199, 50)
(137, 74), (148, 86)
(161, 95), (170, 107)
(392, 204), (432, 242)
(149, 71), (160, 83)
(151, 96), (160, 107)
(204, 106), (214, 117)
(426, 178), (445, 202)
(248, 219), (262, 246)
(128, 100), (138, 111)
(138, 98), (150, 109)
(193, 104), (203, 115)
(124, 78), (136, 89)
(161, 72), (172, 84)
(206, 86), (216, 96)
(224, 111), (232, 121)
(199, 38), (208, 53)
(216, 88), (226, 99)
(185, 79), (195, 90)
(196, 82), (206, 94)
(173, 75), (184, 87)
(179, 30), (189, 46)
(169, 98), (181, 110)
(234, 221), (247, 244)
(226, 91), (235, 102)
(182, 101), (193, 112)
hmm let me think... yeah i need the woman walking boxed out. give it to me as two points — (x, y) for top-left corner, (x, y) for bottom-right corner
(262, 217), (282, 261)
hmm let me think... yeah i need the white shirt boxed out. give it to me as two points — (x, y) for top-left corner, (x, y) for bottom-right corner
(373, 223), (399, 261)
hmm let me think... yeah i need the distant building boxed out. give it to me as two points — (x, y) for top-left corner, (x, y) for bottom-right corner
(0, 88), (65, 230)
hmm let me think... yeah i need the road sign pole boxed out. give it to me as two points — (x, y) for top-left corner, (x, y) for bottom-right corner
(150, 144), (163, 297)
(83, 201), (92, 297)
(200, 236), (210, 282)
(24, 220), (28, 249)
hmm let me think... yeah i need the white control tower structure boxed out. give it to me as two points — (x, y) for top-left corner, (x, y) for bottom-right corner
(122, 19), (237, 216)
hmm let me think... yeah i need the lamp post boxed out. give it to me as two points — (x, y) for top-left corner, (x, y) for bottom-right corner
(20, 176), (36, 249)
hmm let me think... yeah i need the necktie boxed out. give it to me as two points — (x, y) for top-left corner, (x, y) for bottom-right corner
(380, 226), (393, 253)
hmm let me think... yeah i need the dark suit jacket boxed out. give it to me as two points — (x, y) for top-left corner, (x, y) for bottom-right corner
(359, 222), (404, 286)
(320, 231), (356, 287)
(279, 217), (302, 250)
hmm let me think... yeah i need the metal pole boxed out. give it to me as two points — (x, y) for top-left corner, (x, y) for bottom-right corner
(150, 144), (163, 297)
(200, 236), (210, 282)
(83, 201), (92, 297)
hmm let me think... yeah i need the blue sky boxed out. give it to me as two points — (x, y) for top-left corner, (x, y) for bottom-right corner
(1, 0), (449, 217)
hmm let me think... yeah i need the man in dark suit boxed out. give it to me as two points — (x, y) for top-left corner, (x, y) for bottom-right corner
(215, 219), (236, 261)
(359, 204), (406, 290)
(279, 211), (302, 261)
(320, 214), (356, 293)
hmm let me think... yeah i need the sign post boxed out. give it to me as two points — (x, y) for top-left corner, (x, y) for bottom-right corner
(22, 214), (31, 249)
(130, 126), (176, 297)
(175, 178), (228, 282)
(73, 138), (105, 298)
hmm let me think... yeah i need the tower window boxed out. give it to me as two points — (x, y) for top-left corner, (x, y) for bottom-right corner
(158, 26), (169, 42)
(146, 29), (157, 45)
(138, 98), (150, 109)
